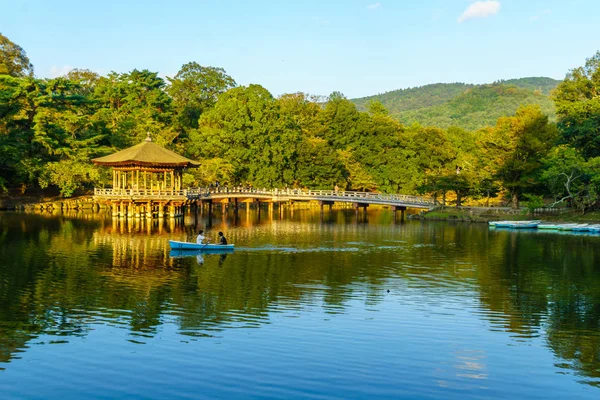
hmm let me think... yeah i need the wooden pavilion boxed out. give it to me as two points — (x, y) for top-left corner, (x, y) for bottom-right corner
(92, 135), (200, 218)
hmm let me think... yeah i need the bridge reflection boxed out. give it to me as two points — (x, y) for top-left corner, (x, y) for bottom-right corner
(1, 211), (600, 386)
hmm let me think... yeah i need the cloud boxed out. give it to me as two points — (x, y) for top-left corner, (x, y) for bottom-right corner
(529, 15), (539, 21)
(458, 1), (501, 23)
(49, 65), (73, 78)
(367, 2), (381, 10)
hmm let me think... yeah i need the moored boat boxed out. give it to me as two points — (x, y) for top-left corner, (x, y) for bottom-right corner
(510, 222), (539, 229)
(572, 224), (591, 232)
(587, 225), (600, 233)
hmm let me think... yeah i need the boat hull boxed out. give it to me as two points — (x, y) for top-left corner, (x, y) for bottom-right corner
(169, 249), (234, 258)
(169, 240), (235, 250)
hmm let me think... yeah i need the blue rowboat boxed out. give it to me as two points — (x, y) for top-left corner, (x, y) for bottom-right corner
(494, 222), (515, 228)
(169, 240), (235, 251)
(511, 223), (539, 229)
(571, 224), (591, 232)
(169, 249), (234, 258)
(557, 224), (579, 231)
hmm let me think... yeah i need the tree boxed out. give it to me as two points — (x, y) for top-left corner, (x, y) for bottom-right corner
(320, 92), (362, 149)
(0, 33), (33, 77)
(408, 125), (457, 201)
(92, 69), (176, 148)
(366, 100), (389, 116)
(66, 69), (100, 96)
(191, 85), (301, 187)
(541, 145), (600, 213)
(554, 51), (600, 159)
(167, 62), (236, 131)
(490, 105), (557, 208)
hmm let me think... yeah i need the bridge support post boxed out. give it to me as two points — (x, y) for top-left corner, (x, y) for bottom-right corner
(392, 206), (407, 222)
(319, 200), (334, 214)
(353, 203), (368, 215)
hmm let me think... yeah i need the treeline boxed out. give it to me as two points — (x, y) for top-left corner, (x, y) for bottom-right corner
(1, 33), (600, 210)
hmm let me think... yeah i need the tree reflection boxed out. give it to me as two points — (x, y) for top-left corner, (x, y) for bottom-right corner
(0, 211), (599, 385)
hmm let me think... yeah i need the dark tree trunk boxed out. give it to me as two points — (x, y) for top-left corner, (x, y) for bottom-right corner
(512, 192), (519, 209)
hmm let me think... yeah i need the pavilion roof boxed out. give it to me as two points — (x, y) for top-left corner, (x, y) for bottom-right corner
(92, 139), (200, 168)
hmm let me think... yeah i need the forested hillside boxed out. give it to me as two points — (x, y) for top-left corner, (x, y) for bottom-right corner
(353, 77), (560, 130)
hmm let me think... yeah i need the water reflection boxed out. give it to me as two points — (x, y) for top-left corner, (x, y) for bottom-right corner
(0, 209), (600, 394)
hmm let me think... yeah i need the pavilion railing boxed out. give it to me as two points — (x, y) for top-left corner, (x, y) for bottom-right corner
(94, 188), (188, 197)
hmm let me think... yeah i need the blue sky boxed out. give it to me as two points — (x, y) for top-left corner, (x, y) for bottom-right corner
(1, 0), (599, 98)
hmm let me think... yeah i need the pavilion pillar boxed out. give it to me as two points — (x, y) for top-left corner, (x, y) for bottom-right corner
(171, 170), (174, 194)
(143, 171), (147, 194)
(146, 201), (152, 219)
(164, 171), (167, 191)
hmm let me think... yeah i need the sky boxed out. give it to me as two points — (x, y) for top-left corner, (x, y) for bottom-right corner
(1, 0), (599, 98)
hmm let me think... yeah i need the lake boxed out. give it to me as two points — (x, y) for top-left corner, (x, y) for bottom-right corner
(1, 207), (599, 399)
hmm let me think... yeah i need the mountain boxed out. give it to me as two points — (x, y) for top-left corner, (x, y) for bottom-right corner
(352, 77), (561, 131)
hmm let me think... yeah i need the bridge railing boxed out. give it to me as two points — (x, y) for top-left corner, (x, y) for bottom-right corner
(186, 187), (434, 205)
(94, 188), (188, 197)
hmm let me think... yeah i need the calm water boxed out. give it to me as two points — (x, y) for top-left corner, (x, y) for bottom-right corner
(1, 207), (600, 399)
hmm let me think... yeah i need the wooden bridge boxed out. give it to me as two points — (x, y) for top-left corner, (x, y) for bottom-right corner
(93, 187), (434, 218)
(188, 187), (433, 209)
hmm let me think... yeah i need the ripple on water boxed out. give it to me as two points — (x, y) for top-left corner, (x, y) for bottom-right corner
(1, 212), (600, 399)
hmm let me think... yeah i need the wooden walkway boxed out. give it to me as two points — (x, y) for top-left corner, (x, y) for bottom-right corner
(92, 187), (434, 218)
(186, 187), (434, 209)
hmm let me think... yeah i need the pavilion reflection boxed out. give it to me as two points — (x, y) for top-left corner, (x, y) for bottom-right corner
(1, 211), (600, 386)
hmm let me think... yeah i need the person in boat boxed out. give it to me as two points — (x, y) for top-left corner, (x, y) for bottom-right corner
(196, 230), (207, 244)
(218, 231), (227, 245)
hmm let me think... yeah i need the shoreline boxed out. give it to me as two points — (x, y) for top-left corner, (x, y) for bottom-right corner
(414, 206), (600, 224)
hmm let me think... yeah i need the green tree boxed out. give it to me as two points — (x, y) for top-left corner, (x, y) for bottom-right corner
(554, 51), (600, 159)
(541, 145), (600, 213)
(191, 85), (301, 187)
(490, 105), (557, 208)
(320, 92), (362, 149)
(0, 33), (33, 77)
(167, 62), (236, 132)
(93, 69), (176, 148)
(66, 69), (100, 96)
